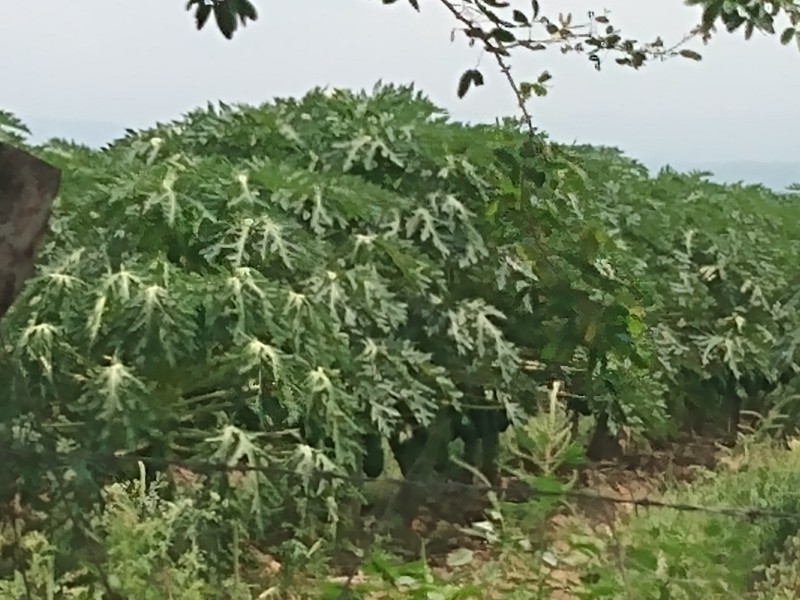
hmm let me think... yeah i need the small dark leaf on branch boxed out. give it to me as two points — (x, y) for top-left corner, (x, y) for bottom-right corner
(531, 0), (540, 19)
(214, 1), (238, 39)
(485, 44), (511, 56)
(408, 0), (420, 11)
(186, 0), (212, 30)
(482, 0), (511, 7)
(512, 10), (529, 25)
(457, 69), (485, 99)
(490, 27), (517, 44)
(679, 49), (703, 61)
(187, 0), (257, 36)
(700, 1), (722, 33)
(196, 4), (213, 29)
(780, 26), (796, 45)
(237, 0), (258, 25)
(595, 15), (610, 23)
(234, 0), (258, 23)
(722, 14), (744, 32)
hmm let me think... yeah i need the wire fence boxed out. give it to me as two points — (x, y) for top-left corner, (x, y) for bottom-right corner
(2, 443), (800, 600)
(4, 444), (800, 522)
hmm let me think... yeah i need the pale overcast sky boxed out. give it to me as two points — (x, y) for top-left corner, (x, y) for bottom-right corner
(3, 0), (799, 167)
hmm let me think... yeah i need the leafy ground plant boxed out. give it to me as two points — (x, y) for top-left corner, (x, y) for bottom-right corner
(569, 437), (800, 600)
(0, 466), (250, 600)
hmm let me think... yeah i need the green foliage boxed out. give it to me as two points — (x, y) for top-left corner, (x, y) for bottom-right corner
(5, 83), (797, 500)
(687, 0), (800, 48)
(753, 533), (800, 599)
(575, 442), (800, 599)
(2, 85), (552, 541)
(0, 111), (31, 145)
(570, 148), (800, 432)
(2, 81), (800, 597)
(0, 471), (249, 600)
(5, 83), (657, 483)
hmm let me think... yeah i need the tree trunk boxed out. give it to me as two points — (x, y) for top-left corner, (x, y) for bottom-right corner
(0, 143), (61, 322)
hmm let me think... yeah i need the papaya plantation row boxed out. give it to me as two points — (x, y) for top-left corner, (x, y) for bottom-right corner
(0, 85), (797, 527)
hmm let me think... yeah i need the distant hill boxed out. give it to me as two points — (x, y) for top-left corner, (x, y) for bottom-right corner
(653, 160), (800, 192)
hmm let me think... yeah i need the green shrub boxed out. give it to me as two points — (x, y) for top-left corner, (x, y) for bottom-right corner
(0, 469), (250, 600)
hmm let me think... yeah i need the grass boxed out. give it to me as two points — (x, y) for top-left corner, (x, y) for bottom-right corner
(4, 421), (800, 599)
(296, 432), (800, 599)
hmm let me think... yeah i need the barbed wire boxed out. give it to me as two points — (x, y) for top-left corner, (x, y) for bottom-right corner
(4, 445), (800, 522)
